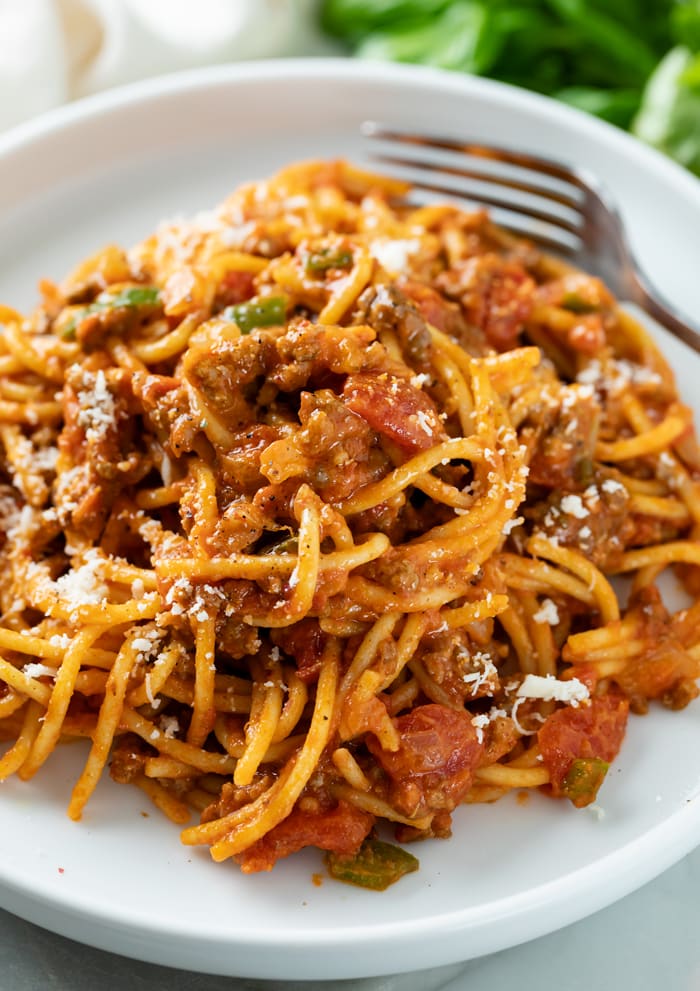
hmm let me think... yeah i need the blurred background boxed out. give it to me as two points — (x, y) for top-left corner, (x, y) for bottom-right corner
(1, 0), (699, 175)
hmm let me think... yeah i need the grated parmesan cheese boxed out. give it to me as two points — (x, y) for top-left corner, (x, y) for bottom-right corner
(532, 599), (560, 625)
(510, 697), (541, 736)
(583, 484), (600, 506)
(370, 238), (420, 273)
(410, 373), (430, 389)
(23, 662), (57, 679)
(502, 516), (524, 537)
(576, 357), (661, 393)
(131, 637), (156, 654)
(33, 446), (59, 472)
(460, 650), (498, 697)
(76, 369), (117, 444)
(560, 494), (588, 519)
(160, 715), (180, 739)
(601, 478), (625, 495)
(471, 706), (508, 744)
(48, 634), (71, 649)
(54, 552), (108, 607)
(471, 713), (490, 744)
(516, 673), (589, 707)
(7, 504), (36, 543)
(414, 409), (434, 437)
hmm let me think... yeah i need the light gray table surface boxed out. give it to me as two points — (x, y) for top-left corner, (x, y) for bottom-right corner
(2, 844), (699, 991)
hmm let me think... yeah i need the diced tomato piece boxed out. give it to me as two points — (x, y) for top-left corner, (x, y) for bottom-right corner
(272, 619), (326, 684)
(343, 372), (445, 454)
(538, 692), (628, 800)
(601, 588), (700, 707)
(367, 703), (484, 818)
(217, 269), (256, 307)
(616, 641), (700, 708)
(437, 254), (534, 351)
(400, 280), (470, 338)
(235, 801), (374, 873)
(568, 314), (606, 354)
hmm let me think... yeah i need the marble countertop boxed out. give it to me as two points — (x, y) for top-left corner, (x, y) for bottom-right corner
(3, 844), (699, 991)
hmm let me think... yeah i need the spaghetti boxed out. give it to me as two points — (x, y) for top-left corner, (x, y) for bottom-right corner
(0, 160), (699, 885)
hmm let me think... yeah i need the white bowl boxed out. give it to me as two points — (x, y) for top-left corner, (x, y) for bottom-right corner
(0, 59), (699, 981)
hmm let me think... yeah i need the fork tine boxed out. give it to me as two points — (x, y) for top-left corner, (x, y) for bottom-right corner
(406, 186), (581, 257)
(374, 157), (582, 235)
(363, 122), (586, 188)
(371, 152), (581, 211)
(363, 124), (700, 351)
(363, 122), (585, 257)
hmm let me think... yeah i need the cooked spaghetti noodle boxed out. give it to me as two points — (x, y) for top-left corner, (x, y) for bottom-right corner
(0, 160), (699, 883)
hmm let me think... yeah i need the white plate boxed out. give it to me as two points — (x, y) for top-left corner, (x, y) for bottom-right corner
(0, 59), (699, 982)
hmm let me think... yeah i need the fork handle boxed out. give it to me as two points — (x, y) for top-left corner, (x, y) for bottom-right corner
(630, 271), (700, 355)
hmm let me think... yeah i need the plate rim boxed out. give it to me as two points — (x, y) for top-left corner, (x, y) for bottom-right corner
(2, 56), (699, 205)
(1, 57), (700, 979)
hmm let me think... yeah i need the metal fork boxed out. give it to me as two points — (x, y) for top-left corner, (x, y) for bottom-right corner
(362, 123), (700, 355)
